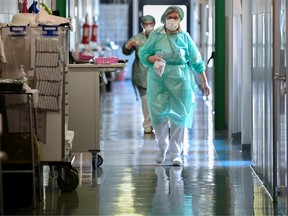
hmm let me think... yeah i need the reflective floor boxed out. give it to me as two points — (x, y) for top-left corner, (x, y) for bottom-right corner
(2, 80), (276, 215)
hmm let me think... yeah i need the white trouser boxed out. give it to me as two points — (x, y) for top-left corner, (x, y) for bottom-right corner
(154, 118), (185, 159)
(141, 95), (152, 128)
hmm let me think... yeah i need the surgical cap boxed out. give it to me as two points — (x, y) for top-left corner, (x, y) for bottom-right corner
(141, 15), (155, 24)
(160, 6), (184, 24)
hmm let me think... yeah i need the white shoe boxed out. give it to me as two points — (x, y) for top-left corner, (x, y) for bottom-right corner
(144, 126), (153, 134)
(155, 147), (168, 164)
(171, 157), (183, 166)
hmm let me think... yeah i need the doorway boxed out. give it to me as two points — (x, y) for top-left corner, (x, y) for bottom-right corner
(138, 0), (190, 33)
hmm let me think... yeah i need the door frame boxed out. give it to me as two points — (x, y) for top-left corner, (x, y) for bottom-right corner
(272, 0), (288, 202)
(138, 0), (191, 33)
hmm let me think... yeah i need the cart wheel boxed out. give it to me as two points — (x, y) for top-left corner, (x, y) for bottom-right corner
(57, 167), (79, 192)
(97, 154), (103, 167)
(92, 154), (104, 169)
(71, 166), (78, 174)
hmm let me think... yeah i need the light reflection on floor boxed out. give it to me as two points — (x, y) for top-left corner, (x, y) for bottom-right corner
(1, 80), (276, 215)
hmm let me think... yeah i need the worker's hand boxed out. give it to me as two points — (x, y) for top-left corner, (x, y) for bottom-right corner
(203, 81), (211, 97)
(198, 71), (211, 97)
(126, 40), (138, 49)
(148, 55), (163, 63)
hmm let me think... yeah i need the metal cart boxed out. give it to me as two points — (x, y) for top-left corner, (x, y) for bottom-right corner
(68, 63), (125, 169)
(0, 25), (79, 193)
(0, 91), (38, 209)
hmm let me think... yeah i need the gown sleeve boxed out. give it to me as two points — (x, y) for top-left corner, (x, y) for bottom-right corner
(122, 35), (137, 56)
(139, 29), (158, 67)
(122, 43), (135, 55)
(185, 32), (205, 74)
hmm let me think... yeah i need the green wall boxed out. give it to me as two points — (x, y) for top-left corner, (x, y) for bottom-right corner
(214, 0), (226, 130)
(56, 0), (66, 17)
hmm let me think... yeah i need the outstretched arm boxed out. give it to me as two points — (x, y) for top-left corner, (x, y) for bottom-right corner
(122, 39), (138, 55)
(198, 71), (211, 96)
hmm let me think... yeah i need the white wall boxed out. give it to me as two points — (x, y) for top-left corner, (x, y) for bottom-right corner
(0, 0), (18, 23)
(0, 0), (57, 24)
(225, 0), (233, 137)
(226, 0), (250, 143)
(241, 0), (252, 146)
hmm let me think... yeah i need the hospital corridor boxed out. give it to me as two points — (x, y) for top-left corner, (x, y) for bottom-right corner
(1, 0), (288, 215)
(1, 78), (276, 215)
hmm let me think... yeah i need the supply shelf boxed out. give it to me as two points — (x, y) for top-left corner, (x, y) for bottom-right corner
(0, 91), (38, 209)
(0, 24), (79, 196)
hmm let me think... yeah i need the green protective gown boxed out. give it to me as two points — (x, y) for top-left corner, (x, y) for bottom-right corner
(122, 32), (149, 98)
(139, 26), (205, 129)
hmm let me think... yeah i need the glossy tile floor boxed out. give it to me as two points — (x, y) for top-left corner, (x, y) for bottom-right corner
(2, 80), (277, 215)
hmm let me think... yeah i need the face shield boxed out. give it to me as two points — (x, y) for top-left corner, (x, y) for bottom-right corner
(142, 21), (155, 34)
(141, 15), (156, 34)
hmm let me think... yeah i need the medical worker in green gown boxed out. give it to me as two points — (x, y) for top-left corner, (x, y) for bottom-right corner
(139, 6), (210, 166)
(122, 15), (156, 134)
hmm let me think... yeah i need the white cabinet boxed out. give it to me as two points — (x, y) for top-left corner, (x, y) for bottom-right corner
(68, 66), (100, 152)
(68, 63), (125, 167)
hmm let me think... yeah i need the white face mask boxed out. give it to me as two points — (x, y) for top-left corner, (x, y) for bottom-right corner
(165, 19), (179, 31)
(144, 25), (154, 34)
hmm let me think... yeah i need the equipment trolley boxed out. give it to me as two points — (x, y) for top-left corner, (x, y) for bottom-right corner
(0, 25), (79, 194)
(68, 63), (125, 169)
(0, 91), (38, 208)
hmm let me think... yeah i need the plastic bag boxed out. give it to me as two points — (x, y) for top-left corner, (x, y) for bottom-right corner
(153, 59), (166, 77)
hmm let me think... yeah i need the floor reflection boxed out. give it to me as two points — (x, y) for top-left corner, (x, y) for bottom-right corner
(1, 81), (276, 215)
(152, 166), (184, 215)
